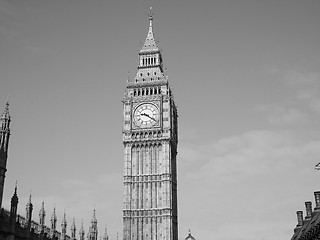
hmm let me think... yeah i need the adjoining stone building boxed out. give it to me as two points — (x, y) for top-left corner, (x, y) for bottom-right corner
(0, 102), (109, 240)
(290, 191), (320, 240)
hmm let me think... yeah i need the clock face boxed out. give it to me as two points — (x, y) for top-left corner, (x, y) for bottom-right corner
(133, 103), (160, 128)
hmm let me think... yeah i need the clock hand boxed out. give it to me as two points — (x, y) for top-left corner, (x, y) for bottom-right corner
(141, 113), (156, 121)
(149, 116), (156, 121)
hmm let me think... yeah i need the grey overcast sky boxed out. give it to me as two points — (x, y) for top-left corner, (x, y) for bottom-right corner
(1, 0), (320, 239)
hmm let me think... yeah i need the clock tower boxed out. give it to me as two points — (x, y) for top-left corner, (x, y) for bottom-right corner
(122, 9), (178, 240)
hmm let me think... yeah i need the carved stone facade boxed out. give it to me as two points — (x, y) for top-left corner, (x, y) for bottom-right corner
(122, 9), (178, 240)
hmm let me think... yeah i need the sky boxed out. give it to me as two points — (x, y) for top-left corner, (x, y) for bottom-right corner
(1, 0), (320, 239)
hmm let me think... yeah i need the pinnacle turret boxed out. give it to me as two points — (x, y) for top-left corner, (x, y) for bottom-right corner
(51, 206), (57, 231)
(71, 218), (77, 240)
(103, 226), (109, 240)
(61, 212), (67, 240)
(88, 209), (98, 240)
(10, 182), (19, 228)
(39, 201), (46, 230)
(11, 181), (18, 206)
(25, 193), (33, 231)
(79, 221), (85, 240)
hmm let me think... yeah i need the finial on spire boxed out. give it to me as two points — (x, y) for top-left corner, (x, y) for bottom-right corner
(149, 7), (154, 21)
(14, 181), (17, 194)
(28, 192), (32, 203)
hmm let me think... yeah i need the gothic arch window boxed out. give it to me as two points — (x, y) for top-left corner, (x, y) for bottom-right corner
(150, 88), (153, 95)
(142, 89), (145, 95)
(138, 90), (141, 96)
(134, 90), (136, 96)
(146, 89), (149, 95)
(154, 88), (157, 94)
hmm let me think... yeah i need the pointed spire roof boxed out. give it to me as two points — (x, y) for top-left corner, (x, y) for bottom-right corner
(79, 220), (85, 235)
(39, 201), (46, 227)
(103, 225), (109, 240)
(62, 211), (67, 225)
(91, 209), (97, 224)
(25, 193), (33, 221)
(11, 181), (18, 204)
(39, 201), (45, 216)
(140, 7), (159, 53)
(51, 206), (57, 221)
(71, 218), (76, 231)
(185, 229), (196, 240)
(27, 193), (32, 206)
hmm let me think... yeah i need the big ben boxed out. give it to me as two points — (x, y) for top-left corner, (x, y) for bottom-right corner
(122, 9), (178, 240)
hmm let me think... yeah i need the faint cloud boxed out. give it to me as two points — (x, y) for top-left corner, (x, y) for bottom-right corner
(264, 66), (320, 86)
(194, 130), (320, 181)
(0, 0), (20, 38)
(261, 66), (320, 122)
(179, 129), (320, 240)
(282, 70), (319, 86)
(258, 104), (308, 125)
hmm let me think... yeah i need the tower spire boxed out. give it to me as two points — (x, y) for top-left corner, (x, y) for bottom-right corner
(141, 7), (158, 52)
(10, 182), (19, 227)
(71, 218), (77, 240)
(79, 220), (85, 240)
(61, 211), (67, 240)
(25, 193), (33, 238)
(0, 101), (11, 208)
(51, 205), (57, 237)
